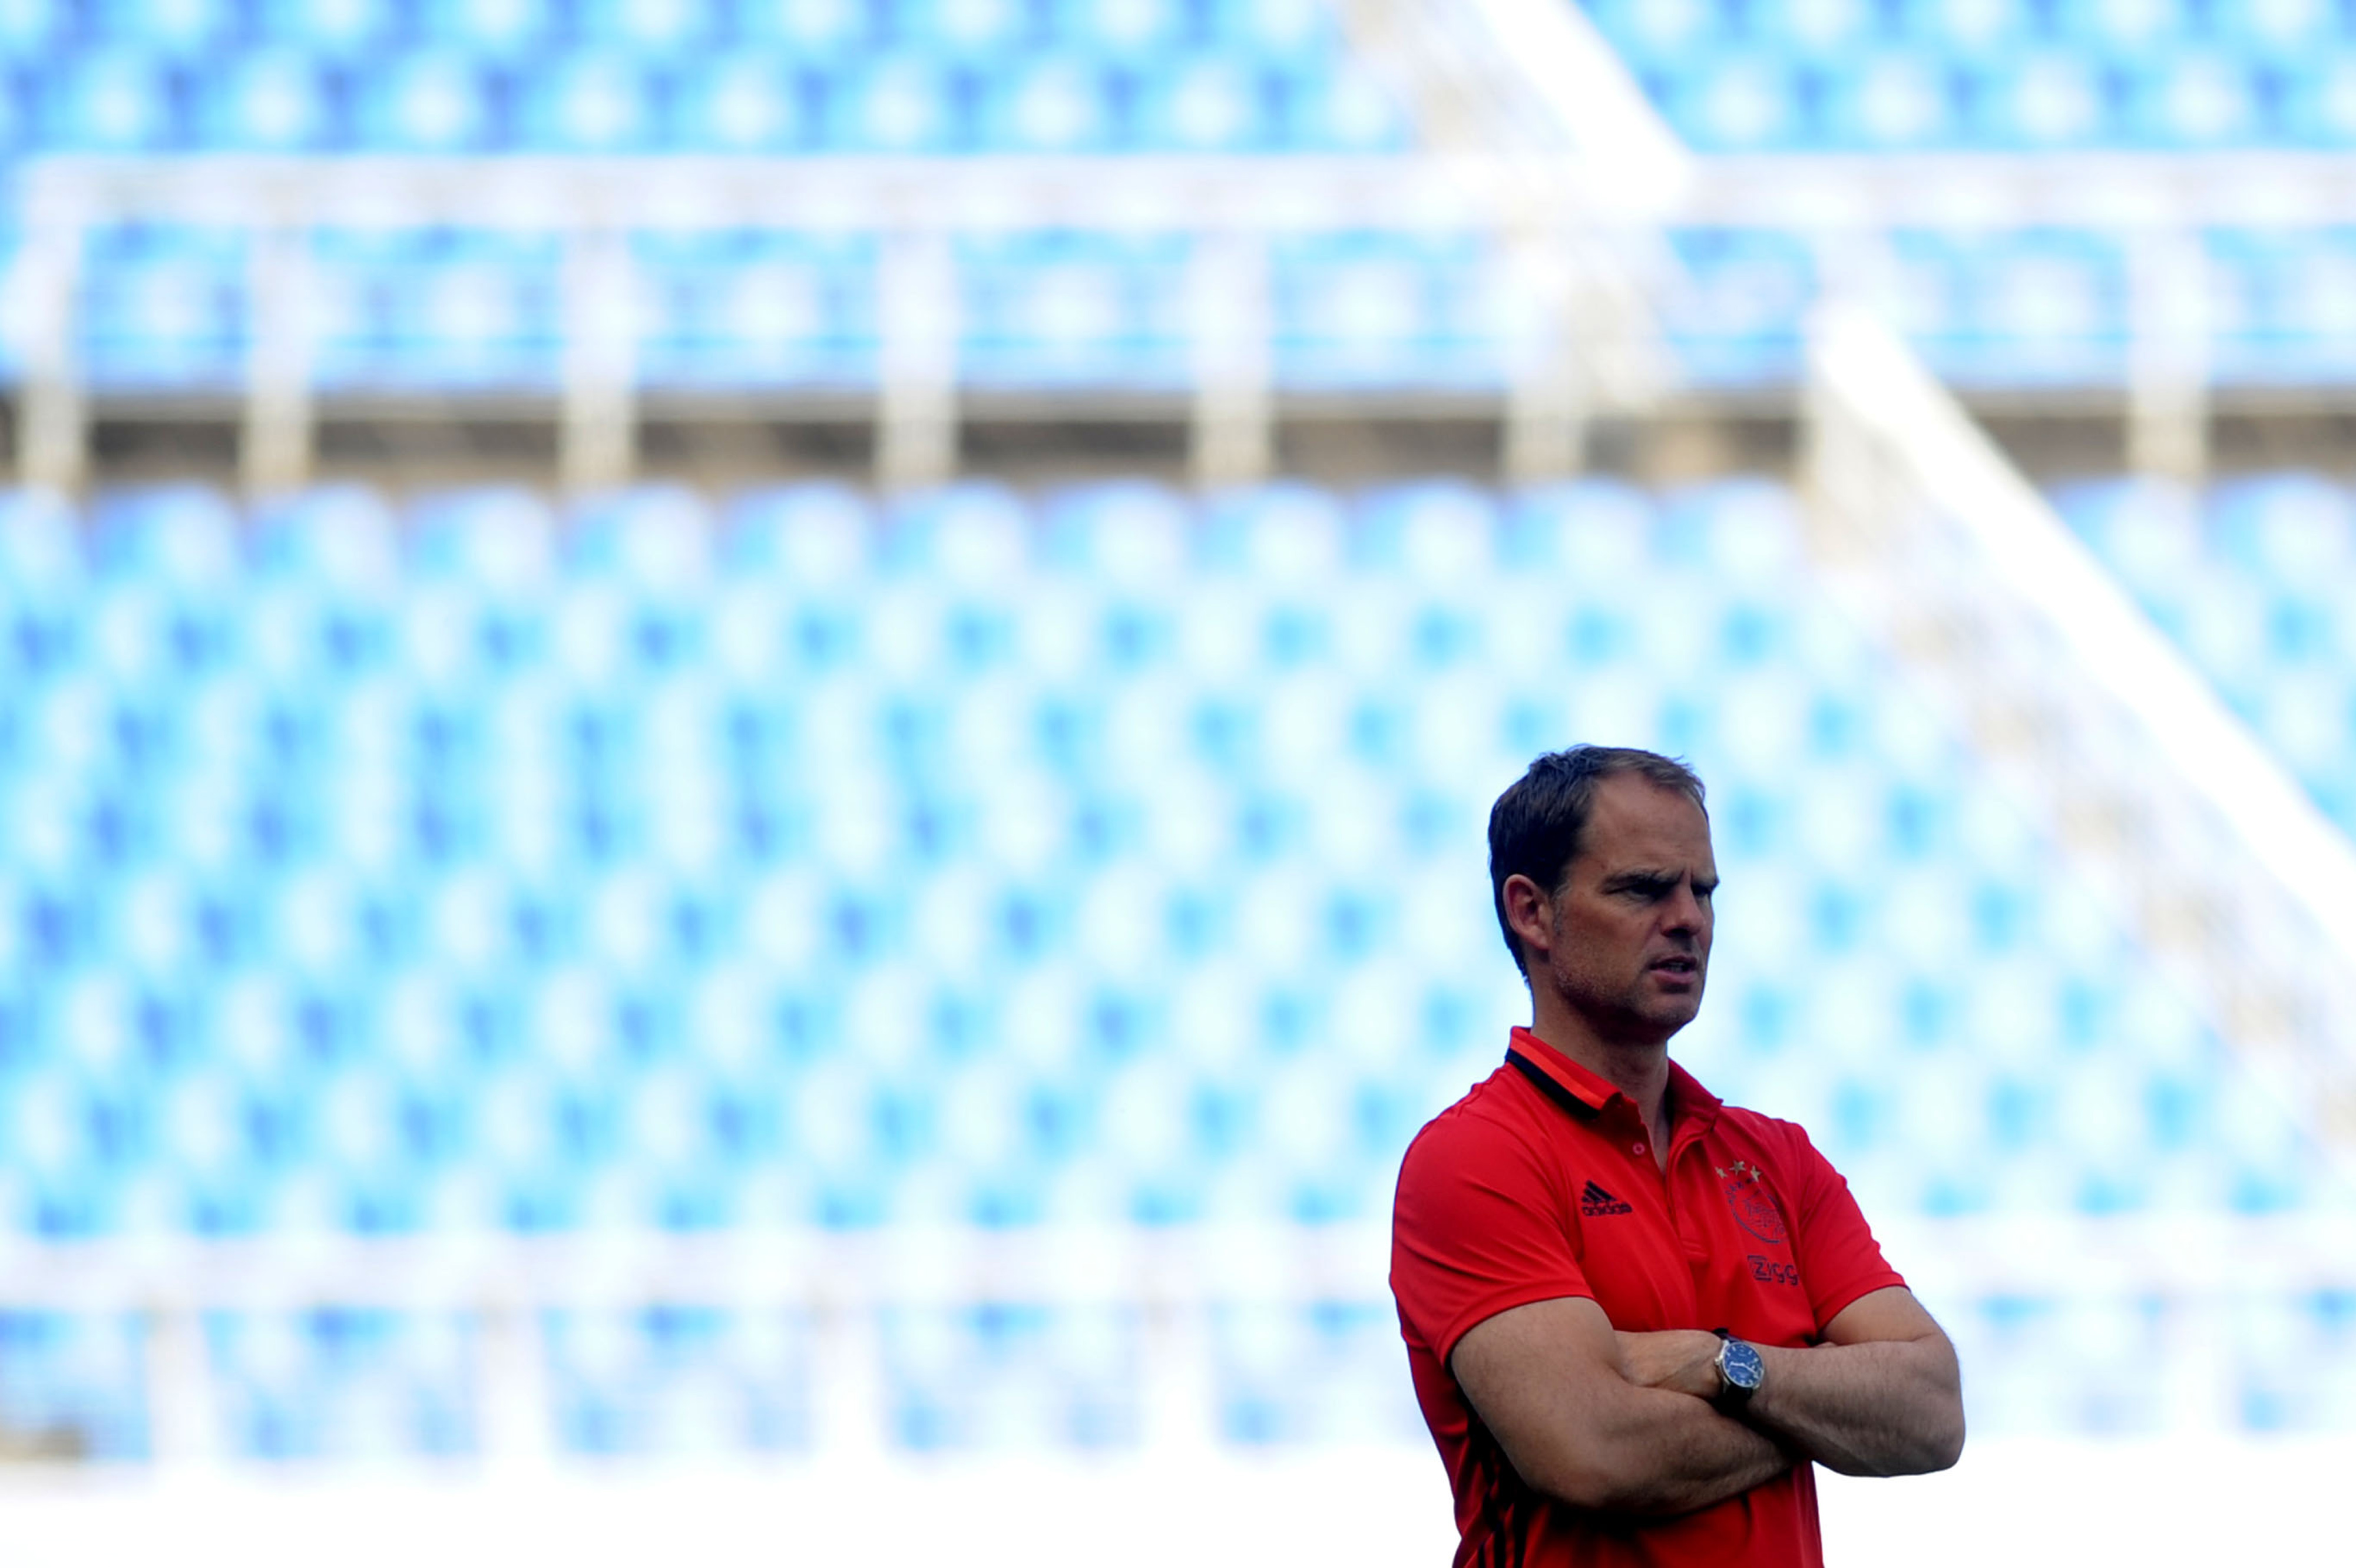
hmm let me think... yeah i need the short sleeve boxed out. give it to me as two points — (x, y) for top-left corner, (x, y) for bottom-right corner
(1781, 1124), (1907, 1334)
(1390, 1106), (1593, 1368)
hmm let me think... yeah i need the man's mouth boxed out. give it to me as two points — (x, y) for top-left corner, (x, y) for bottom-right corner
(1650, 956), (1699, 977)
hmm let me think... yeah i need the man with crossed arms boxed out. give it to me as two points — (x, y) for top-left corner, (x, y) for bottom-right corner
(1391, 747), (1964, 1566)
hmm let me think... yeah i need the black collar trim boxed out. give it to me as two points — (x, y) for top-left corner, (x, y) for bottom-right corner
(1506, 1048), (1602, 1122)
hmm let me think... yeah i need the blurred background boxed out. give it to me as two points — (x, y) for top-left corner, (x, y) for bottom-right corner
(1, 0), (2354, 1562)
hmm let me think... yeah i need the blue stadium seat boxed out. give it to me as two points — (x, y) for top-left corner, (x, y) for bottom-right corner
(211, 1309), (474, 1458)
(353, 51), (502, 151)
(380, 232), (563, 388)
(516, 51), (667, 152)
(0, 489), (85, 603)
(826, 55), (974, 152)
(87, 0), (239, 59)
(1214, 1302), (1422, 1444)
(2044, 0), (2194, 57)
(568, 486), (716, 598)
(550, 1306), (808, 1453)
(884, 1303), (1135, 1449)
(251, 485), (403, 593)
(1273, 234), (1481, 389)
(884, 482), (1034, 585)
(1038, 481), (1192, 584)
(1966, 51), (2125, 147)
(2216, 0), (2344, 59)
(1053, 0), (1193, 61)
(1579, 0), (1728, 75)
(0, 1312), (149, 1459)
(574, 0), (719, 59)
(1664, 52), (1814, 151)
(1766, 0), (1884, 55)
(1353, 479), (1500, 583)
(2282, 51), (2356, 144)
(192, 49), (340, 151)
(0, 0), (68, 65)
(1279, 62), (1412, 151)
(250, 0), (402, 60)
(409, 487), (559, 590)
(80, 228), (247, 389)
(2127, 49), (2270, 147)
(1205, 0), (1340, 61)
(975, 54), (1123, 151)
(736, 0), (877, 55)
(634, 234), (861, 389)
(1200, 482), (1348, 581)
(722, 482), (879, 585)
(960, 234), (1186, 386)
(1955, 229), (2127, 383)
(1818, 50), (1963, 148)
(671, 54), (818, 151)
(412, 0), (560, 61)
(89, 484), (240, 593)
(1131, 54), (1279, 151)
(42, 51), (182, 151)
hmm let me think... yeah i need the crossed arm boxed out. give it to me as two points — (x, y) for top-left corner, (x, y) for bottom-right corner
(1450, 1286), (1963, 1517)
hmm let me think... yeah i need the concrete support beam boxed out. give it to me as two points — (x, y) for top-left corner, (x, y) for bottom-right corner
(241, 227), (315, 501)
(19, 224), (85, 497)
(1189, 233), (1273, 489)
(875, 231), (958, 492)
(2126, 231), (2211, 487)
(560, 228), (639, 497)
(1501, 232), (1586, 484)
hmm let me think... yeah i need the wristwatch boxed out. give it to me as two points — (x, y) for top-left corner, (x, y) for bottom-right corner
(1711, 1328), (1765, 1412)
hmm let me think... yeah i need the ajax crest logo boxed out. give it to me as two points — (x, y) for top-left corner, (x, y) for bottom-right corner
(1716, 1160), (1786, 1244)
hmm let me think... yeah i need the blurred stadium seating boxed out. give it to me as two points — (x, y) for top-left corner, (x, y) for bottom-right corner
(0, 2), (2352, 1540)
(1585, 0), (2356, 153)
(1, 474), (2349, 1458)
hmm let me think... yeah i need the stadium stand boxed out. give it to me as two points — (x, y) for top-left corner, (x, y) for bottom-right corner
(1582, 0), (2356, 153)
(1, 476), (2347, 1458)
(1, 4), (2354, 1533)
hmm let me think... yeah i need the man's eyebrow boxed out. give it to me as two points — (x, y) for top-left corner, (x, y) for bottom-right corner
(1599, 868), (1683, 888)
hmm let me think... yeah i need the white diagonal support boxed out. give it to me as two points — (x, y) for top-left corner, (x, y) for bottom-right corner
(1804, 305), (2356, 1170)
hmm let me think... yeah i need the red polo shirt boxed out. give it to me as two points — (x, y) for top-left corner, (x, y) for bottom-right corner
(1391, 1028), (1905, 1568)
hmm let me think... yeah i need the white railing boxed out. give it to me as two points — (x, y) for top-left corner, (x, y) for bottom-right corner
(15, 146), (2345, 502)
(9, 153), (1666, 499)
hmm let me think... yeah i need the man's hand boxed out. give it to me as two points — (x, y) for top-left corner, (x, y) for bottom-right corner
(1614, 1329), (1723, 1401)
(1740, 1289), (1964, 1477)
(1451, 1297), (1792, 1516)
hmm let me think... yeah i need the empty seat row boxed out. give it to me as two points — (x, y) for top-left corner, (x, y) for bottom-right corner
(6, 49), (1406, 155)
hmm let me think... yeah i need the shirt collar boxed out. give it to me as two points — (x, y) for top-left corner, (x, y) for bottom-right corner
(1505, 1026), (1723, 1136)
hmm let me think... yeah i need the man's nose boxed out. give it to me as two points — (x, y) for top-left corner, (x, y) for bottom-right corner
(1663, 883), (1705, 934)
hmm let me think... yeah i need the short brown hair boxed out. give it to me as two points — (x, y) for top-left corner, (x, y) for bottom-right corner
(1487, 746), (1707, 979)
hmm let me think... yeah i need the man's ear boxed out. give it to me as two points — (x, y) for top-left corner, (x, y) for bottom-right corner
(1501, 873), (1554, 969)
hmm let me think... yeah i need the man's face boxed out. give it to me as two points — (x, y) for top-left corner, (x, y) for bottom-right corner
(1533, 774), (1718, 1045)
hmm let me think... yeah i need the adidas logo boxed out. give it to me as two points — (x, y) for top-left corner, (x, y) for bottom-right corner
(1580, 1180), (1633, 1217)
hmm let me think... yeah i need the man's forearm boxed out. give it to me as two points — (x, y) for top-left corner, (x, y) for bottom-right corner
(1558, 1385), (1794, 1516)
(1747, 1337), (1963, 1477)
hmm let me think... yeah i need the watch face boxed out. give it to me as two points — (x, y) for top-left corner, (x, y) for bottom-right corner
(1723, 1339), (1765, 1391)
